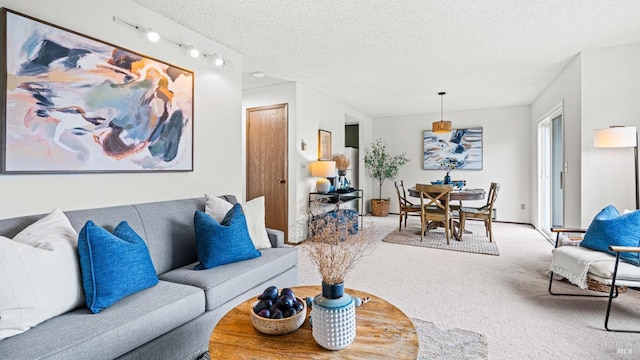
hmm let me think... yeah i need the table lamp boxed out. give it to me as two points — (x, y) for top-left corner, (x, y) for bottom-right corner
(593, 126), (638, 209)
(311, 161), (336, 193)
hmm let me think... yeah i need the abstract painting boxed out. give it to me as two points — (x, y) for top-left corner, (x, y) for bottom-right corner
(423, 128), (483, 170)
(1, 9), (194, 173)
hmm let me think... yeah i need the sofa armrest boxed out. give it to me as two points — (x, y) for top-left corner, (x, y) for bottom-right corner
(266, 228), (285, 248)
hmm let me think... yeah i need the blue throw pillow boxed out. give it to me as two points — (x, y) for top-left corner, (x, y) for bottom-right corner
(580, 205), (640, 266)
(78, 221), (159, 313)
(194, 204), (261, 270)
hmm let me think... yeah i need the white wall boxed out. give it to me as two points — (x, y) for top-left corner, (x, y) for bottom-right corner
(243, 83), (373, 243)
(296, 84), (374, 222)
(581, 42), (640, 225)
(374, 105), (532, 223)
(531, 55), (582, 228)
(0, 0), (243, 219)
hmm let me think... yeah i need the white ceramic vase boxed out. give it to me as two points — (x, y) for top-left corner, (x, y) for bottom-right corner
(311, 282), (356, 350)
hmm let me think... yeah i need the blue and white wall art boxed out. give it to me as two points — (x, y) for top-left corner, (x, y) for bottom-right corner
(423, 128), (483, 170)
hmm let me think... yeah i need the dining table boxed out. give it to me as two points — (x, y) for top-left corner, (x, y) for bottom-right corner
(407, 185), (486, 240)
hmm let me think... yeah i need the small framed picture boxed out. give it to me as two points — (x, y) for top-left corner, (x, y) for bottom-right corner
(318, 129), (332, 160)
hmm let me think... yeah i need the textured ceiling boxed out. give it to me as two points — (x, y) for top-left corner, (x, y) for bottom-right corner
(131, 0), (640, 117)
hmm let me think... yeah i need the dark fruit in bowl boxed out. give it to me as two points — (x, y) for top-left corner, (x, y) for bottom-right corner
(250, 296), (306, 335)
(258, 286), (278, 301)
(270, 309), (284, 319)
(257, 309), (270, 318)
(280, 288), (295, 298)
(293, 300), (304, 312)
(283, 308), (297, 318)
(269, 303), (279, 314)
(277, 295), (295, 310)
(253, 299), (272, 314)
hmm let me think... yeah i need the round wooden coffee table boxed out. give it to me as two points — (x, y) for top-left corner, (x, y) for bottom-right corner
(209, 285), (419, 359)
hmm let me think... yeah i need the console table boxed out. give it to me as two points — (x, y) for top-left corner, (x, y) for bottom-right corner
(308, 189), (364, 229)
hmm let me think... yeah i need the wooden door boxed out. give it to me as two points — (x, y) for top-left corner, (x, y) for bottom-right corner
(246, 104), (288, 242)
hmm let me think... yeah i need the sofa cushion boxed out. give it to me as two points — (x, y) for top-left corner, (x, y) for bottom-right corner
(160, 247), (298, 311)
(0, 281), (204, 360)
(194, 205), (261, 270)
(0, 209), (84, 341)
(241, 196), (273, 250)
(204, 193), (233, 222)
(78, 221), (159, 313)
(206, 194), (272, 250)
(580, 205), (640, 266)
(131, 198), (203, 275)
(589, 258), (640, 282)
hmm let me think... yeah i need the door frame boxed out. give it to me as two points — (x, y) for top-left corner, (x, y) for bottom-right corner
(536, 101), (564, 240)
(245, 103), (289, 241)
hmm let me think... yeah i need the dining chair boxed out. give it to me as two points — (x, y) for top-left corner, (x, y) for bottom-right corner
(449, 179), (467, 215)
(415, 183), (454, 244)
(458, 182), (500, 242)
(394, 180), (422, 231)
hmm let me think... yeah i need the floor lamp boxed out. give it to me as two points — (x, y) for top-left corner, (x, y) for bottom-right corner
(593, 126), (639, 209)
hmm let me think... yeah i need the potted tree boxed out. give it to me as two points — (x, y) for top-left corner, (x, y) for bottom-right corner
(364, 139), (409, 216)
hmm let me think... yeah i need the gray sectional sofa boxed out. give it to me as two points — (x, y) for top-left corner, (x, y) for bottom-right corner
(0, 196), (298, 360)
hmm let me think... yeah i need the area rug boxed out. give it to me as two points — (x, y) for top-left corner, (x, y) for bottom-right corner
(381, 223), (499, 256)
(198, 318), (489, 359)
(412, 318), (489, 360)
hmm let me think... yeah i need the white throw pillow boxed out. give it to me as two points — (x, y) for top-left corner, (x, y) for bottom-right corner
(205, 193), (233, 222)
(241, 196), (272, 250)
(0, 208), (84, 341)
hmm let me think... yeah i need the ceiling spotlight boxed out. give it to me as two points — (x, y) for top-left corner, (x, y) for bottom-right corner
(189, 47), (200, 58)
(204, 53), (226, 67)
(252, 71), (265, 78)
(146, 29), (160, 42)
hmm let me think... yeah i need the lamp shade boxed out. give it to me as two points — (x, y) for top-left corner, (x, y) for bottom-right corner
(432, 92), (452, 133)
(432, 120), (452, 133)
(311, 161), (336, 178)
(593, 126), (637, 148)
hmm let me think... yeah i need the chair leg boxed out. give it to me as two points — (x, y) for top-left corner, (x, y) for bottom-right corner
(459, 214), (466, 237)
(398, 211), (403, 231)
(548, 270), (618, 298)
(487, 219), (493, 242)
(604, 254), (639, 333)
(420, 214), (425, 242)
(404, 212), (408, 228)
(445, 218), (451, 245)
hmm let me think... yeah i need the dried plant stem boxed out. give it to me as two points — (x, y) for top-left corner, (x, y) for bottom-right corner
(303, 200), (376, 285)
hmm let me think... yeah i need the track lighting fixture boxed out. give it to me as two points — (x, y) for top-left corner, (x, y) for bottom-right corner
(113, 16), (228, 68)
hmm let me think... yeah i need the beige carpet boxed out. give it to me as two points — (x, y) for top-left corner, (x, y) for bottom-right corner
(382, 223), (499, 256)
(297, 216), (640, 360)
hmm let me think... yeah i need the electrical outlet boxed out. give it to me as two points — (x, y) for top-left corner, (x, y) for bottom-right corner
(521, 203), (526, 210)
(301, 163), (307, 171)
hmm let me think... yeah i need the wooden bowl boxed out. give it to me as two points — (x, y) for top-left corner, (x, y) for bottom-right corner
(250, 297), (306, 335)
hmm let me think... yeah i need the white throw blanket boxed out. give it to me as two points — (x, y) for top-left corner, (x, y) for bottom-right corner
(550, 246), (614, 289)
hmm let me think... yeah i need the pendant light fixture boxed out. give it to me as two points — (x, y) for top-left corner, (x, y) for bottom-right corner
(432, 91), (452, 133)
